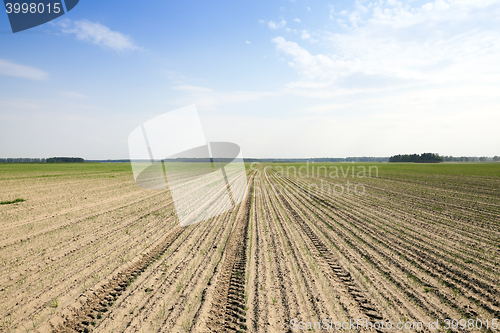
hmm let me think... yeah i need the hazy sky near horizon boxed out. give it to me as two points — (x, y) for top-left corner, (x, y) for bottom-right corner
(1, 0), (499, 159)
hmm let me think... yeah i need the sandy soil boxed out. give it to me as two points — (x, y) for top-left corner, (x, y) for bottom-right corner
(1, 164), (499, 332)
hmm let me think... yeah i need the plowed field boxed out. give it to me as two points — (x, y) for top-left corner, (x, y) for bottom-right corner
(1, 162), (499, 333)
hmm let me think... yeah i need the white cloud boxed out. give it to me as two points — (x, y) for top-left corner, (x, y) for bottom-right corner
(328, 4), (335, 20)
(272, 37), (341, 80)
(258, 19), (265, 24)
(293, 18), (301, 23)
(246, 40), (251, 44)
(58, 19), (140, 51)
(261, 0), (500, 156)
(307, 7), (311, 11)
(0, 59), (48, 81)
(268, 19), (287, 30)
(273, 0), (500, 97)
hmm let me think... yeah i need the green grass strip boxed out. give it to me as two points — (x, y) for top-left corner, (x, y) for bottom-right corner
(0, 198), (26, 205)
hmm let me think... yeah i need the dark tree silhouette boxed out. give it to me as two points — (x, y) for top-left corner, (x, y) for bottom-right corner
(389, 153), (444, 163)
(46, 157), (84, 163)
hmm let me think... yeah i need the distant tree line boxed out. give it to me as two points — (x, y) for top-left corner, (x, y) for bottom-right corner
(0, 157), (85, 163)
(443, 156), (474, 162)
(389, 153), (444, 163)
(101, 157), (391, 163)
(442, 156), (497, 162)
(2, 156), (498, 163)
(244, 157), (390, 163)
(0, 158), (46, 163)
(46, 157), (84, 163)
(390, 154), (500, 163)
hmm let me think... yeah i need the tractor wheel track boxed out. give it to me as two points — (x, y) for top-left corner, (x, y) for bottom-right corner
(205, 174), (255, 332)
(265, 169), (388, 332)
(54, 226), (185, 333)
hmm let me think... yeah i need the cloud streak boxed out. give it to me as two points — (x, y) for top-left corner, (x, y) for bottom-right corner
(0, 59), (48, 81)
(58, 19), (140, 51)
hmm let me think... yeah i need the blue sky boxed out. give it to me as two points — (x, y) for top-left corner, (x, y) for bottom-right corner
(1, 0), (499, 159)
